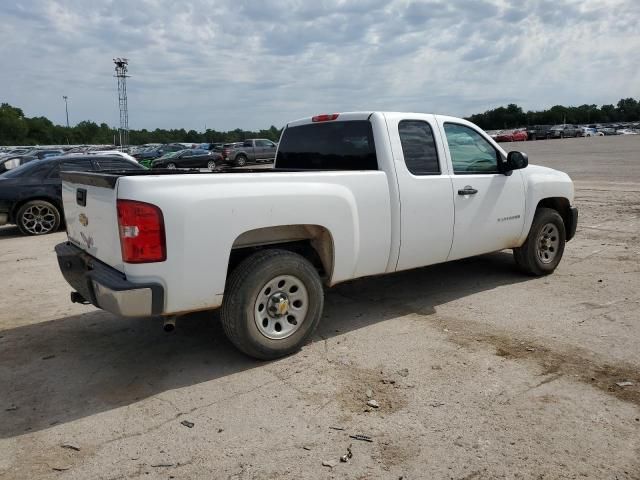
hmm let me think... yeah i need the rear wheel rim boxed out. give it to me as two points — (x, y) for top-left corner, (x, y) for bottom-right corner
(21, 205), (57, 235)
(536, 223), (560, 264)
(208, 160), (216, 170)
(167, 163), (176, 169)
(254, 274), (309, 340)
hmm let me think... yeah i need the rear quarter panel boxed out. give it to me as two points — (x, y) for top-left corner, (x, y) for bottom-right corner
(117, 171), (392, 314)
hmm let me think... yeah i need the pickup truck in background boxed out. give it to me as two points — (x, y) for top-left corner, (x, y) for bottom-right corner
(55, 112), (578, 359)
(222, 138), (277, 166)
(548, 124), (582, 138)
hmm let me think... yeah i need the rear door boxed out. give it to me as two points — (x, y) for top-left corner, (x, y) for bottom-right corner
(242, 140), (255, 161)
(385, 113), (456, 270)
(255, 139), (276, 160)
(436, 118), (525, 260)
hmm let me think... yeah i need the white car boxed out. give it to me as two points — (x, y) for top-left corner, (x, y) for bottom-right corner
(55, 112), (578, 359)
(579, 127), (601, 137)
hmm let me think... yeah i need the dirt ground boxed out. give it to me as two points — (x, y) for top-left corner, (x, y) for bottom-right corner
(0, 135), (638, 479)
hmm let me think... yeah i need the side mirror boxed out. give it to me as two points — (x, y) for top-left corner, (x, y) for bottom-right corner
(505, 151), (528, 172)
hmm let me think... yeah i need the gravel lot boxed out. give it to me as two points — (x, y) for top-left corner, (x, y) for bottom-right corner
(0, 135), (639, 479)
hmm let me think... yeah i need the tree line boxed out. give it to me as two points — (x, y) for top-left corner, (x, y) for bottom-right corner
(465, 98), (640, 130)
(1, 98), (639, 146)
(0, 103), (282, 146)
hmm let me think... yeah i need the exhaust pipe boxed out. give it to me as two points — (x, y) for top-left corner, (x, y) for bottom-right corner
(163, 316), (177, 333)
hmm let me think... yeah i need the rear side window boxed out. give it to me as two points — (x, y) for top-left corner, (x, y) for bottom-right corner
(398, 120), (440, 175)
(276, 120), (377, 170)
(1, 160), (53, 179)
(49, 159), (96, 179)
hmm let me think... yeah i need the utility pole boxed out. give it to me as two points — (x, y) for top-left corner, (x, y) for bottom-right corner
(62, 96), (70, 128)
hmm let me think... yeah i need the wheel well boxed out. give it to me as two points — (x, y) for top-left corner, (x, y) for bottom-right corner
(227, 225), (334, 283)
(536, 197), (570, 233)
(10, 197), (62, 223)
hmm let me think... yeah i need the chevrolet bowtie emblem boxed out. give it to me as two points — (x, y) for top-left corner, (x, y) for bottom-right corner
(277, 298), (289, 315)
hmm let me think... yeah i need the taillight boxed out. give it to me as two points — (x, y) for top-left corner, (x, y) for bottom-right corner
(117, 199), (166, 263)
(312, 113), (339, 122)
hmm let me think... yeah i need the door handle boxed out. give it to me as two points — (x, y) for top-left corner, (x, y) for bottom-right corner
(458, 186), (478, 195)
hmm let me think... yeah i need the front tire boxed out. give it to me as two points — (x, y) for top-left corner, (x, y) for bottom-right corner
(16, 200), (61, 236)
(166, 163), (176, 169)
(220, 249), (324, 360)
(207, 160), (217, 171)
(514, 207), (566, 276)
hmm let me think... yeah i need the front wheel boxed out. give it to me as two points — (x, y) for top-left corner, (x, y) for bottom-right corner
(220, 249), (324, 359)
(514, 208), (566, 276)
(17, 200), (61, 236)
(166, 163), (176, 169)
(207, 160), (217, 171)
(235, 155), (247, 167)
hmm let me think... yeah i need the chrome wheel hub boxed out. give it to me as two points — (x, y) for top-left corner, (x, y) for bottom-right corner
(536, 223), (560, 264)
(254, 275), (308, 340)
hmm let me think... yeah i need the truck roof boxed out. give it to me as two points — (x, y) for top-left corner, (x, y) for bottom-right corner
(286, 111), (452, 128)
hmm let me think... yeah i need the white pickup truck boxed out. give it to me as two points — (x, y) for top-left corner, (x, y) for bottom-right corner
(56, 112), (578, 359)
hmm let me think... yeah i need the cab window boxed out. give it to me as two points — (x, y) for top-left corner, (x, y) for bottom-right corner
(443, 123), (499, 174)
(398, 120), (440, 175)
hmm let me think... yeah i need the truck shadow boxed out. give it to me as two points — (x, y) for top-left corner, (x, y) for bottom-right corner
(0, 251), (527, 438)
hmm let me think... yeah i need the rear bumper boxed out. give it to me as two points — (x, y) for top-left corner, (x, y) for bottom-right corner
(566, 206), (578, 241)
(55, 242), (164, 317)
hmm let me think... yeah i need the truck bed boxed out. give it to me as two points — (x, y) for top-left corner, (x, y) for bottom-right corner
(60, 168), (394, 314)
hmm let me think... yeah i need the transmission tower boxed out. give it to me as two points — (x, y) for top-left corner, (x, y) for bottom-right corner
(113, 58), (130, 148)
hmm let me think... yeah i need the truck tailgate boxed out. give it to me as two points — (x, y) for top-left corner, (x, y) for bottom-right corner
(61, 172), (124, 272)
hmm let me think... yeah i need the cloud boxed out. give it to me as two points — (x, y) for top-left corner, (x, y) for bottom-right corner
(0, 0), (638, 131)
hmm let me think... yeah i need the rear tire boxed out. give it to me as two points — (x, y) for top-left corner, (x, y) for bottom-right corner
(235, 155), (247, 167)
(167, 163), (176, 169)
(220, 249), (324, 360)
(207, 160), (217, 171)
(514, 208), (566, 276)
(16, 200), (61, 236)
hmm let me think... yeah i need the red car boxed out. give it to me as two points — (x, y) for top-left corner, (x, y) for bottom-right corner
(494, 130), (528, 142)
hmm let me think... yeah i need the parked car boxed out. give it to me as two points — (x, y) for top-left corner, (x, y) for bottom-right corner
(0, 155), (144, 235)
(616, 128), (638, 135)
(0, 149), (65, 174)
(578, 127), (602, 137)
(222, 138), (277, 166)
(132, 144), (184, 162)
(526, 125), (552, 140)
(597, 127), (617, 136)
(548, 125), (581, 138)
(151, 149), (222, 170)
(55, 111), (577, 360)
(0, 148), (31, 158)
(86, 150), (139, 163)
(494, 129), (528, 142)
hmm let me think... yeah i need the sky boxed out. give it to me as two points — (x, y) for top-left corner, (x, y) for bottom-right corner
(1, 0), (639, 131)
